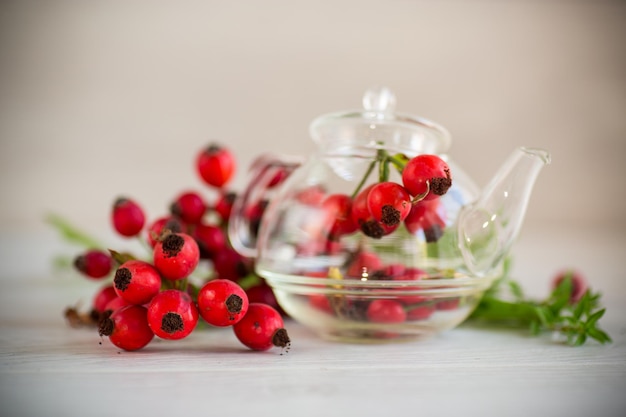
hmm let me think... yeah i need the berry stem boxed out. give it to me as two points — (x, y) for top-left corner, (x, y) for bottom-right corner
(410, 181), (430, 204)
(351, 157), (377, 199)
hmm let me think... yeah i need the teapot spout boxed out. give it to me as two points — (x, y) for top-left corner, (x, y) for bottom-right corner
(457, 147), (551, 276)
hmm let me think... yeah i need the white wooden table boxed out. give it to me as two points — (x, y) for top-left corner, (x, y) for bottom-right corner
(1, 224), (625, 417)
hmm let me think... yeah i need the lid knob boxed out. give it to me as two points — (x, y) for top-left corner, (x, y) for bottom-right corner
(362, 86), (396, 114)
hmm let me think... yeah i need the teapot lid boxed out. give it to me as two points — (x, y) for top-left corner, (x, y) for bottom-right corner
(309, 87), (451, 155)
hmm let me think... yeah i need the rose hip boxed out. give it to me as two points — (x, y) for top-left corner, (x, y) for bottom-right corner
(192, 222), (227, 259)
(322, 193), (358, 239)
(366, 299), (407, 323)
(214, 191), (237, 223)
(147, 290), (199, 340)
(111, 197), (146, 237)
(351, 184), (397, 239)
(169, 191), (207, 224)
(402, 154), (452, 200)
(367, 182), (412, 227)
(113, 260), (162, 305)
(197, 279), (249, 327)
(73, 250), (113, 279)
(404, 198), (446, 242)
(146, 216), (185, 248)
(153, 232), (200, 280)
(98, 305), (154, 351)
(233, 303), (290, 351)
(92, 284), (119, 314)
(196, 144), (235, 188)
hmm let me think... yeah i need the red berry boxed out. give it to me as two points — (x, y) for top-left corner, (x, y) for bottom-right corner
(112, 197), (146, 237)
(406, 303), (435, 320)
(196, 144), (235, 188)
(212, 247), (250, 281)
(295, 185), (327, 206)
(402, 154), (452, 200)
(153, 232), (200, 280)
(346, 251), (383, 279)
(192, 222), (227, 259)
(214, 191), (237, 223)
(245, 199), (268, 239)
(366, 299), (407, 323)
(98, 305), (154, 351)
(92, 284), (118, 314)
(436, 298), (460, 310)
(404, 198), (446, 242)
(73, 250), (113, 279)
(393, 267), (429, 304)
(367, 182), (412, 227)
(552, 270), (587, 303)
(113, 260), (162, 305)
(146, 216), (185, 248)
(233, 303), (290, 351)
(147, 290), (199, 340)
(197, 279), (249, 327)
(322, 194), (358, 238)
(351, 185), (397, 239)
(245, 282), (286, 316)
(169, 191), (207, 224)
(104, 296), (132, 314)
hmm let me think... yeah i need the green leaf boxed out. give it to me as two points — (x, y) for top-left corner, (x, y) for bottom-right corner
(108, 249), (136, 266)
(573, 333), (587, 347)
(587, 327), (612, 344)
(45, 213), (104, 249)
(585, 308), (606, 329)
(508, 280), (524, 300)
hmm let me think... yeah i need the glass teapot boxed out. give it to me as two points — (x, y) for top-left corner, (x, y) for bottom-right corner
(229, 87), (550, 343)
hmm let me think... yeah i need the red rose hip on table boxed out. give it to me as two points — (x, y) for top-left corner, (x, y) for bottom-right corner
(98, 305), (154, 351)
(113, 260), (161, 305)
(197, 279), (249, 327)
(233, 303), (290, 351)
(153, 231), (200, 280)
(147, 290), (199, 340)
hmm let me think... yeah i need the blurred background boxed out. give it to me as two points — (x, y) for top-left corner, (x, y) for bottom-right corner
(0, 0), (624, 247)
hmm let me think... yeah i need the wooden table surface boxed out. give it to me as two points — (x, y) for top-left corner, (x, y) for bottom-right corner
(1, 224), (625, 417)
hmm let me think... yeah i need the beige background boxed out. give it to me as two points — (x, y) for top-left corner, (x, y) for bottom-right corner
(1, 0), (625, 237)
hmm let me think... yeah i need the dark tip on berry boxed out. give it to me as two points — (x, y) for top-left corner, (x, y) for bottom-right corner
(206, 143), (222, 154)
(161, 234), (185, 258)
(73, 255), (86, 273)
(113, 197), (130, 207)
(224, 192), (237, 204)
(114, 267), (132, 291)
(369, 270), (392, 281)
(225, 294), (243, 314)
(430, 169), (452, 196)
(169, 202), (182, 218)
(161, 312), (184, 334)
(272, 328), (291, 348)
(380, 205), (401, 226)
(98, 312), (114, 337)
(424, 224), (444, 243)
(359, 220), (385, 239)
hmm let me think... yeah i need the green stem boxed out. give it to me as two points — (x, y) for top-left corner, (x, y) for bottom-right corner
(45, 213), (105, 249)
(351, 157), (377, 199)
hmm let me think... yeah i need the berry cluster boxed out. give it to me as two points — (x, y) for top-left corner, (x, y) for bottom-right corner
(320, 152), (451, 243)
(68, 144), (289, 353)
